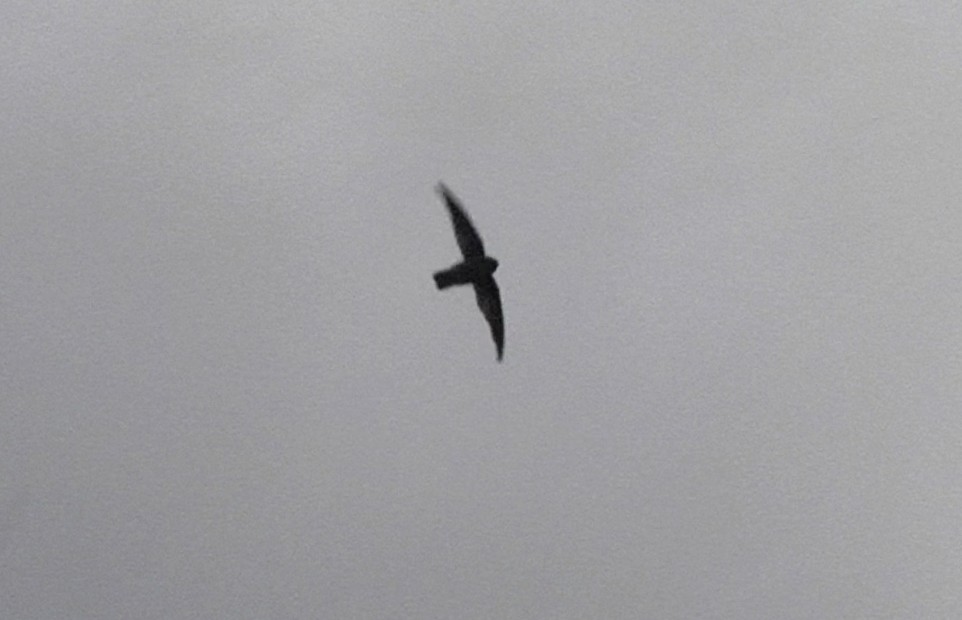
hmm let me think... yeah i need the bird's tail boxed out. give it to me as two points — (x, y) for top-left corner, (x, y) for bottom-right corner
(433, 268), (460, 290)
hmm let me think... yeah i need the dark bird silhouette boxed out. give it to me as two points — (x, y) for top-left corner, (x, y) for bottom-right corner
(433, 183), (504, 361)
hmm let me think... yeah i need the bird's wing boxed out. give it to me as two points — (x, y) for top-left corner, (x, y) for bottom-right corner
(474, 276), (504, 361)
(437, 183), (485, 258)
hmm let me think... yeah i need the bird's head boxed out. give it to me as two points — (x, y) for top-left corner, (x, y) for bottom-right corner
(484, 257), (499, 273)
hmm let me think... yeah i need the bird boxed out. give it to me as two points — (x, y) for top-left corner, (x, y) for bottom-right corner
(432, 182), (504, 362)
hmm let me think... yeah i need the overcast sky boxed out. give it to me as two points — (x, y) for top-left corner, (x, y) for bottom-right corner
(3, 2), (962, 618)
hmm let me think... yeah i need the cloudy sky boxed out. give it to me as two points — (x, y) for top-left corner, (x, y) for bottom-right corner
(3, 2), (962, 617)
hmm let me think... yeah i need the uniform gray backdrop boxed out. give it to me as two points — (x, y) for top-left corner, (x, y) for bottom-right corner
(2, 2), (961, 617)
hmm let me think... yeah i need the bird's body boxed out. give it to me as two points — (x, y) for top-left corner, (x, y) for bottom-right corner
(433, 256), (499, 289)
(432, 183), (504, 361)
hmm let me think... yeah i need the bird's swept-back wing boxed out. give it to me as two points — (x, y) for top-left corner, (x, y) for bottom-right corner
(437, 183), (485, 258)
(474, 277), (504, 361)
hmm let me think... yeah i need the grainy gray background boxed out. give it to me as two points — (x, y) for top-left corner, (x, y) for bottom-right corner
(2, 3), (961, 617)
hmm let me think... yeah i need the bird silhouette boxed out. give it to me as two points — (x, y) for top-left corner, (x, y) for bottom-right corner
(433, 183), (504, 361)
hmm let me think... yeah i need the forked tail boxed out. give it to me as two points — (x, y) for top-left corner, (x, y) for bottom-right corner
(433, 269), (459, 290)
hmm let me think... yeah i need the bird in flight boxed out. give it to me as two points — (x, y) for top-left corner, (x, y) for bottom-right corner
(433, 183), (504, 362)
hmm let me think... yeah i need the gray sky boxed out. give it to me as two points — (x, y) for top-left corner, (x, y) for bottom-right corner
(3, 2), (962, 618)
